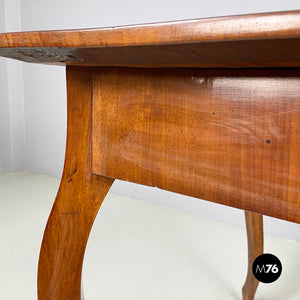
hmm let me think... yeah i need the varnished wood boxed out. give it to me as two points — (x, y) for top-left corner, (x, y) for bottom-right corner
(242, 211), (264, 300)
(0, 11), (300, 67)
(0, 10), (299, 300)
(37, 66), (114, 300)
(92, 67), (300, 223)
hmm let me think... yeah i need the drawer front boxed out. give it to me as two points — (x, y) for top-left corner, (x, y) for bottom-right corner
(92, 68), (300, 223)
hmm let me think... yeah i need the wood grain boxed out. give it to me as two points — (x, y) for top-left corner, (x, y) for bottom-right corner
(92, 68), (300, 223)
(0, 10), (300, 67)
(38, 66), (114, 300)
(0, 10), (298, 299)
(242, 211), (264, 300)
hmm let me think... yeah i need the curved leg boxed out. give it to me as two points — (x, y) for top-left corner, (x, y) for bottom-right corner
(38, 67), (114, 299)
(242, 211), (264, 300)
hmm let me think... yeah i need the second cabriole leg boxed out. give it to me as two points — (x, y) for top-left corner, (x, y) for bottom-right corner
(242, 211), (264, 300)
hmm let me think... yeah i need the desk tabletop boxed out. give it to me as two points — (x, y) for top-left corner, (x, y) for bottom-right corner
(0, 10), (300, 67)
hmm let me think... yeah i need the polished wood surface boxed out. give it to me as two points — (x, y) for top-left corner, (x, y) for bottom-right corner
(0, 11), (300, 67)
(92, 67), (300, 223)
(242, 211), (264, 300)
(38, 66), (114, 299)
(0, 10), (299, 300)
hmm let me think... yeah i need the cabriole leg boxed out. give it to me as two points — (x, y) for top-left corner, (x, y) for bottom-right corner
(38, 67), (114, 299)
(242, 211), (264, 300)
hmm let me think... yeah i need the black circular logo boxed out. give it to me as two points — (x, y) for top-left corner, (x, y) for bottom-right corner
(252, 253), (282, 283)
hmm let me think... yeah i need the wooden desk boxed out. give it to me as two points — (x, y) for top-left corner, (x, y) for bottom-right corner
(1, 10), (299, 300)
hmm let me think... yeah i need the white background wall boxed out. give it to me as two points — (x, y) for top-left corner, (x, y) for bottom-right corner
(0, 0), (25, 172)
(1, 0), (300, 240)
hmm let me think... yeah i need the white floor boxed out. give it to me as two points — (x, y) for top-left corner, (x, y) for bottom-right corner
(0, 171), (300, 300)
